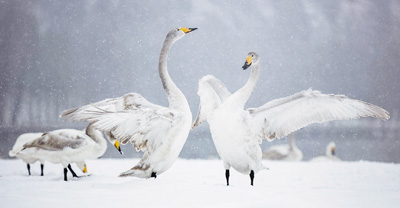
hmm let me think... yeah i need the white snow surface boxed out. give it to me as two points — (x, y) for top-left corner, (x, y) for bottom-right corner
(0, 158), (399, 208)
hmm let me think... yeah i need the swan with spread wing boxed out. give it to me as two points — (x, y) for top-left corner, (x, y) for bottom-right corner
(61, 27), (197, 179)
(192, 52), (389, 186)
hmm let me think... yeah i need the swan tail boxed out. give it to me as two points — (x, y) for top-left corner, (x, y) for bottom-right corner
(9, 146), (25, 157)
(9, 150), (17, 157)
(118, 164), (154, 178)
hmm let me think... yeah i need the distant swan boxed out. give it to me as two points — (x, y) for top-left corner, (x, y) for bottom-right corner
(262, 133), (303, 161)
(9, 132), (87, 176)
(310, 142), (341, 162)
(61, 27), (197, 179)
(15, 125), (106, 181)
(192, 52), (389, 186)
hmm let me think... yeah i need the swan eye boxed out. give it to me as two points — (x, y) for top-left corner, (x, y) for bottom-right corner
(251, 55), (254, 57)
(177, 29), (180, 31)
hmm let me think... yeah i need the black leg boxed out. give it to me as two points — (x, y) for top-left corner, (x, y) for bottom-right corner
(40, 164), (44, 176)
(225, 169), (230, 186)
(64, 168), (68, 181)
(151, 172), (157, 178)
(67, 164), (79, 178)
(250, 170), (255, 186)
(27, 164), (31, 175)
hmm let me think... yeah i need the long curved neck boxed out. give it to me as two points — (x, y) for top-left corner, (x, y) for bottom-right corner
(159, 37), (186, 109)
(86, 124), (106, 147)
(232, 62), (260, 108)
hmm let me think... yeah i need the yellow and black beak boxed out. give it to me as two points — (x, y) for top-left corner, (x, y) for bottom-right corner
(180, 27), (198, 34)
(83, 164), (87, 173)
(242, 55), (252, 70)
(114, 140), (123, 154)
(331, 147), (335, 156)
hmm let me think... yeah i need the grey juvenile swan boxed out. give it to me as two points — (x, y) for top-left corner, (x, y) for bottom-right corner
(14, 125), (106, 181)
(192, 52), (389, 186)
(61, 27), (197, 179)
(9, 132), (88, 176)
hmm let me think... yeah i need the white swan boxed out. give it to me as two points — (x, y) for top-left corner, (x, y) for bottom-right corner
(15, 125), (106, 181)
(262, 133), (303, 161)
(192, 52), (389, 186)
(9, 132), (88, 176)
(60, 27), (197, 178)
(310, 142), (341, 162)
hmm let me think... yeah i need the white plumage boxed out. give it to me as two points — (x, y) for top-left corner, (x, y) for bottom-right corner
(192, 52), (389, 186)
(14, 126), (106, 181)
(61, 27), (197, 178)
(310, 142), (341, 162)
(262, 133), (303, 161)
(9, 132), (87, 176)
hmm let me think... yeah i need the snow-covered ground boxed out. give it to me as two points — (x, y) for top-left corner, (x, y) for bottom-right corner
(0, 158), (399, 208)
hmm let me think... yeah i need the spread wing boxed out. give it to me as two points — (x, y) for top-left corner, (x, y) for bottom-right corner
(248, 89), (390, 141)
(61, 93), (160, 117)
(61, 93), (182, 152)
(192, 75), (231, 129)
(61, 93), (164, 148)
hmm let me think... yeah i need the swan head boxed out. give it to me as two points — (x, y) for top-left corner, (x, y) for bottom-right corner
(167, 27), (198, 41)
(326, 142), (336, 156)
(76, 161), (88, 173)
(242, 52), (259, 70)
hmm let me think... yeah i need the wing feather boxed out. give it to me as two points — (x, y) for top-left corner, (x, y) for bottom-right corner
(61, 93), (180, 152)
(192, 75), (231, 128)
(248, 89), (390, 141)
(60, 93), (160, 119)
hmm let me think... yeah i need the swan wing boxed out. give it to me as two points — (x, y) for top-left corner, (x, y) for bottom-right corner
(61, 93), (163, 146)
(192, 75), (231, 128)
(60, 93), (160, 118)
(62, 96), (181, 152)
(248, 89), (390, 141)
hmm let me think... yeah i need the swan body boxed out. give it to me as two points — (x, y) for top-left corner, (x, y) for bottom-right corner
(15, 125), (106, 181)
(61, 27), (197, 178)
(262, 133), (303, 161)
(310, 142), (341, 162)
(192, 52), (389, 185)
(9, 132), (88, 176)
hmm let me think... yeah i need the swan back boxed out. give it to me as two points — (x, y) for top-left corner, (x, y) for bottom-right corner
(9, 133), (43, 157)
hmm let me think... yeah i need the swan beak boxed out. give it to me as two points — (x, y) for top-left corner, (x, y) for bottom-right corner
(242, 55), (252, 70)
(331, 147), (335, 155)
(114, 140), (123, 154)
(83, 164), (87, 173)
(180, 27), (197, 34)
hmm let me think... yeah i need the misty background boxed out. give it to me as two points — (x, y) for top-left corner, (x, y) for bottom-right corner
(1, 0), (399, 162)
